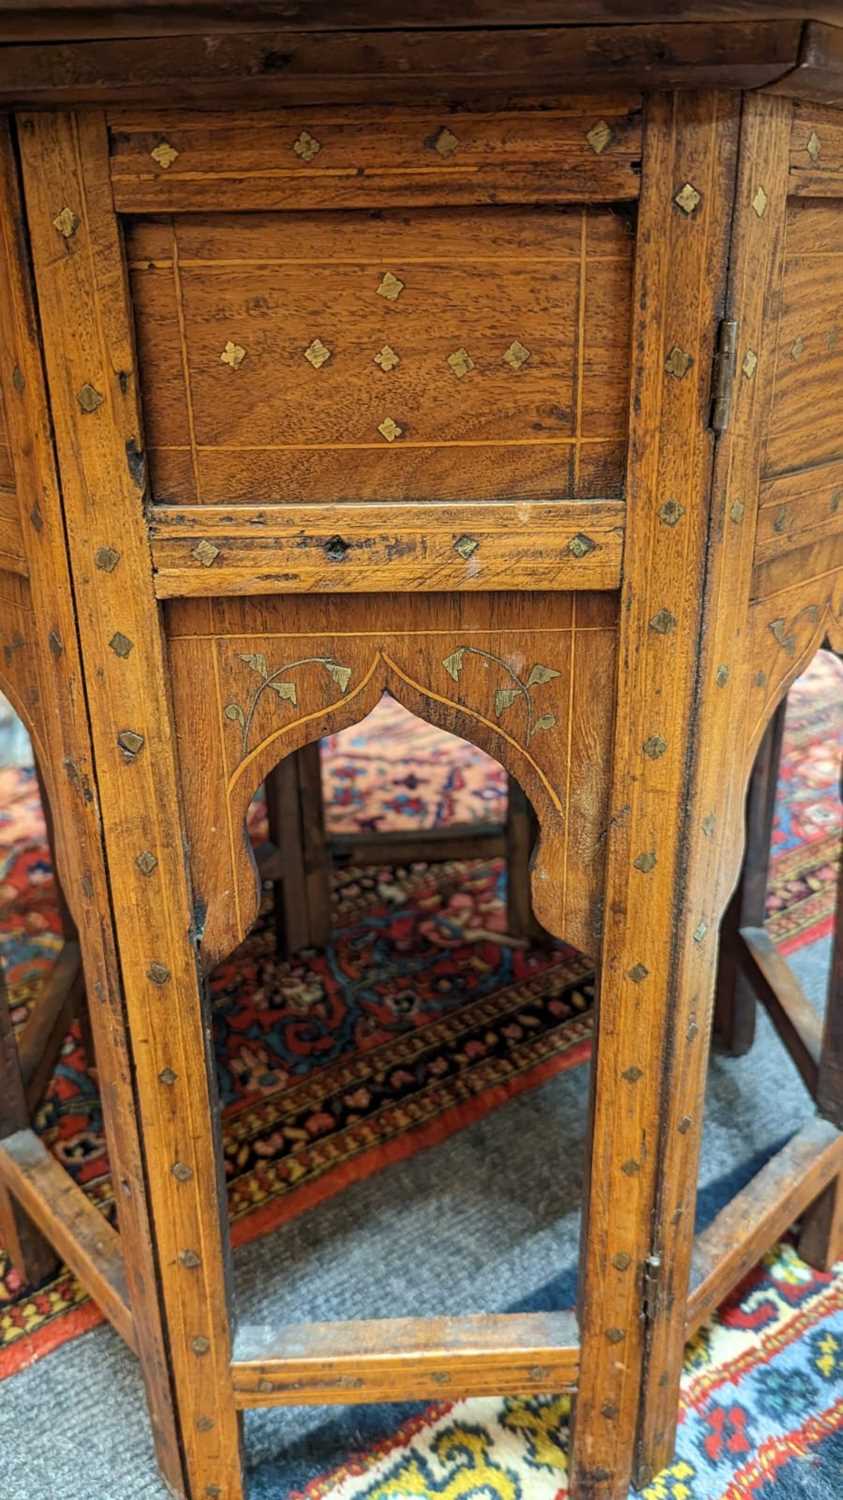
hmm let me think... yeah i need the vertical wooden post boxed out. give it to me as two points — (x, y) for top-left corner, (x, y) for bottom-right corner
(0, 116), (184, 1492)
(0, 958), (58, 1284)
(265, 744), (332, 955)
(18, 109), (244, 1498)
(570, 92), (792, 1500)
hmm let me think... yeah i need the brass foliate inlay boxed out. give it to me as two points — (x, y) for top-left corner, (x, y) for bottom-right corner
(304, 338), (332, 369)
(53, 206), (80, 239)
(151, 142), (179, 169)
(292, 130), (321, 162)
(431, 126), (459, 158)
(220, 341), (246, 370)
(377, 272), (405, 302)
(569, 533), (596, 559)
(742, 349), (758, 380)
(447, 347), (475, 379)
(374, 344), (400, 372)
(659, 499), (685, 527)
(643, 735), (667, 760)
(377, 417), (403, 442)
(192, 540), (220, 568)
(586, 120), (612, 155)
(453, 535), (479, 560)
(674, 182), (701, 216)
(790, 336), (805, 360)
(649, 608), (677, 635)
(807, 130), (822, 162)
(77, 383), (104, 413)
(665, 346), (693, 379)
(751, 186), (768, 219)
(503, 339), (530, 371)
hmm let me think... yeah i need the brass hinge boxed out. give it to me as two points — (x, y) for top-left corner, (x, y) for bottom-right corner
(642, 1252), (663, 1325)
(710, 317), (738, 433)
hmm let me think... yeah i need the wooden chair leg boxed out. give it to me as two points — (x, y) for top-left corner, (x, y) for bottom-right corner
(265, 742), (332, 956)
(0, 958), (58, 1285)
(714, 697), (787, 1055)
(799, 1175), (843, 1271)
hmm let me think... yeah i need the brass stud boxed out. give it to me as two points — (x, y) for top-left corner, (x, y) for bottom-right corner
(569, 533), (596, 558)
(173, 1162), (194, 1182)
(179, 1249), (201, 1269)
(148, 963), (171, 986)
(205, 1488), (221, 1500)
(377, 416), (402, 442)
(136, 850), (158, 876)
(601, 1402), (619, 1420)
(622, 1066), (643, 1083)
(621, 1160), (640, 1176)
(627, 964), (649, 984)
(53, 207), (80, 239)
(586, 120), (613, 155)
(742, 349), (758, 380)
(807, 130), (822, 162)
(715, 664), (730, 687)
(649, 608), (676, 635)
(730, 500), (746, 524)
(503, 339), (530, 370)
(95, 546), (120, 572)
(151, 142), (179, 169)
(430, 126), (459, 158)
(109, 632), (133, 658)
(643, 736), (667, 760)
(790, 337), (805, 361)
(447, 347), (474, 379)
(674, 182), (701, 215)
(454, 535), (479, 560)
(220, 341), (246, 370)
(292, 130), (321, 162)
(196, 1417), (215, 1433)
(751, 186), (769, 218)
(702, 813), (717, 839)
(633, 851), (657, 874)
(377, 272), (405, 301)
(158, 1067), (177, 1086)
(77, 383), (104, 413)
(659, 499), (685, 526)
(678, 1115), (693, 1134)
(192, 540), (220, 567)
(117, 729), (144, 759)
(693, 921), (708, 944)
(665, 346), (693, 379)
(304, 338), (332, 369)
(611, 1252), (631, 1271)
(605, 1327), (625, 1343)
(374, 344), (400, 372)
(191, 1335), (210, 1356)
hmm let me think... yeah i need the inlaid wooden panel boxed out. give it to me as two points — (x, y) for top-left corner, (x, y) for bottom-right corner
(128, 204), (633, 506)
(764, 195), (843, 478)
(754, 458), (843, 570)
(165, 590), (618, 969)
(789, 100), (843, 195)
(109, 100), (642, 212)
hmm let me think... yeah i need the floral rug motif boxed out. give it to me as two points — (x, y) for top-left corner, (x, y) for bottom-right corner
(0, 655), (840, 1390)
(292, 1241), (843, 1500)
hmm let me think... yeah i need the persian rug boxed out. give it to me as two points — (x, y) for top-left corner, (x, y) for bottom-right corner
(0, 655), (840, 1390)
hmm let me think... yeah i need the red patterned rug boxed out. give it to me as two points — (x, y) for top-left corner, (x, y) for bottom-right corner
(0, 655), (840, 1379)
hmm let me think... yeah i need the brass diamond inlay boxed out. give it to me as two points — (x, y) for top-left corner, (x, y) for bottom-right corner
(304, 338), (332, 369)
(628, 965), (649, 984)
(586, 120), (612, 155)
(633, 851), (657, 874)
(431, 127), (459, 158)
(454, 535), (479, 560)
(192, 540), (220, 568)
(377, 272), (405, 302)
(742, 349), (758, 380)
(665, 346), (693, 379)
(52, 206), (80, 239)
(293, 129), (321, 162)
(503, 339), (530, 371)
(751, 185), (768, 219)
(374, 344), (400, 372)
(109, 632), (133, 658)
(674, 182), (701, 215)
(569, 533), (596, 559)
(151, 142), (179, 169)
(135, 850), (158, 876)
(377, 417), (403, 442)
(220, 341), (246, 370)
(790, 336), (805, 360)
(95, 546), (120, 572)
(649, 608), (677, 635)
(659, 499), (685, 527)
(447, 348), (475, 379)
(730, 500), (746, 523)
(807, 130), (822, 163)
(77, 383), (104, 413)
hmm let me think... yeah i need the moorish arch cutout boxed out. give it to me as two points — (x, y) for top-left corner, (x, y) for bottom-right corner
(165, 590), (619, 970)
